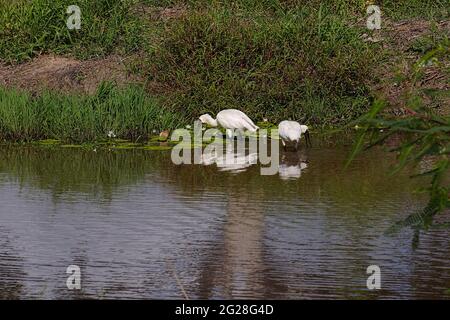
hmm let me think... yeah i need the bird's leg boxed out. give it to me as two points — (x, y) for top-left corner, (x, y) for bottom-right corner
(305, 131), (312, 148)
(226, 129), (233, 140)
(237, 130), (245, 140)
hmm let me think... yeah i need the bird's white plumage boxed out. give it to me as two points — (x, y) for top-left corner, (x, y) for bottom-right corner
(279, 162), (308, 180)
(279, 120), (302, 143)
(216, 109), (258, 132)
(199, 109), (259, 139)
(278, 120), (310, 150)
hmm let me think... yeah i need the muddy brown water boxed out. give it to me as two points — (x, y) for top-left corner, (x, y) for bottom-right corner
(0, 142), (448, 299)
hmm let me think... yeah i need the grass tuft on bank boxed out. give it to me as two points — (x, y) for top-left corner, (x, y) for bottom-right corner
(0, 83), (185, 142)
(144, 3), (377, 125)
(0, 0), (142, 63)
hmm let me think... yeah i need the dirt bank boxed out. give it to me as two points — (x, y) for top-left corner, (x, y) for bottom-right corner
(0, 54), (142, 94)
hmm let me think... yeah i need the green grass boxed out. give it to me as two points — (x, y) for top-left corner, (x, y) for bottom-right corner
(143, 3), (376, 125)
(0, 0), (142, 63)
(1, 0), (444, 64)
(144, 0), (448, 19)
(0, 0), (448, 140)
(380, 0), (449, 20)
(0, 83), (185, 142)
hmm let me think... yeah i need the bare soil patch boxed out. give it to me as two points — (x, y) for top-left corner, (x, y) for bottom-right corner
(370, 19), (449, 115)
(131, 4), (187, 21)
(0, 54), (142, 94)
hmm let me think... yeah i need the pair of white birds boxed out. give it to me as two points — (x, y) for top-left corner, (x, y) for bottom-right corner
(199, 109), (311, 150)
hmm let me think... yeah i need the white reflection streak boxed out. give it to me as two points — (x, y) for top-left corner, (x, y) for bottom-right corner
(278, 152), (308, 180)
(201, 141), (258, 173)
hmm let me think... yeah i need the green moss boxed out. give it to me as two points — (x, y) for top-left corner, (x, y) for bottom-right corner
(257, 122), (277, 129)
(61, 144), (83, 148)
(36, 139), (61, 145)
(149, 136), (162, 142)
(142, 145), (172, 151)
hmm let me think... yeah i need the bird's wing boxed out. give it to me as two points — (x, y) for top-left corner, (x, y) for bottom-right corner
(217, 109), (258, 131)
(278, 122), (288, 140)
(279, 121), (301, 142)
(235, 110), (258, 131)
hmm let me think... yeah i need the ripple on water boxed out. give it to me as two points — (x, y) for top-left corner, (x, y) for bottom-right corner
(0, 144), (448, 299)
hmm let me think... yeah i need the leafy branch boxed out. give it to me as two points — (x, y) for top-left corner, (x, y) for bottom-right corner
(349, 39), (449, 234)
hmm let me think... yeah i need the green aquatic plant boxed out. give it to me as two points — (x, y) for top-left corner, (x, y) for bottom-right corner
(37, 139), (61, 145)
(21, 135), (176, 151)
(142, 145), (172, 151)
(60, 144), (83, 148)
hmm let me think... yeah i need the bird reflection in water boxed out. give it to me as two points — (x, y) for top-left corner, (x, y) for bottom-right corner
(278, 151), (308, 180)
(200, 140), (258, 174)
(200, 140), (308, 180)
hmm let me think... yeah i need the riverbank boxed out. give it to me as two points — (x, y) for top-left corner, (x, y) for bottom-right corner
(0, 1), (448, 142)
(0, 84), (186, 142)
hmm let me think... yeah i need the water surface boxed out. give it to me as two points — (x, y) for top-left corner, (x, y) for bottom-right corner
(0, 141), (448, 299)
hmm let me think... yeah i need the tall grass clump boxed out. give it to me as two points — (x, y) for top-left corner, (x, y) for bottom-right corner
(146, 4), (375, 126)
(0, 84), (185, 142)
(0, 0), (142, 63)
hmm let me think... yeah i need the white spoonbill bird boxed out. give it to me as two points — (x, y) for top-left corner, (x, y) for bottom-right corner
(278, 120), (311, 150)
(199, 109), (259, 139)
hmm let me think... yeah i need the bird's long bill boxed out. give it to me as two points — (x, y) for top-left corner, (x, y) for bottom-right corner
(305, 130), (312, 148)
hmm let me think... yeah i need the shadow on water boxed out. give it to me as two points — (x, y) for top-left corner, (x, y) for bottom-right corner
(0, 140), (448, 299)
